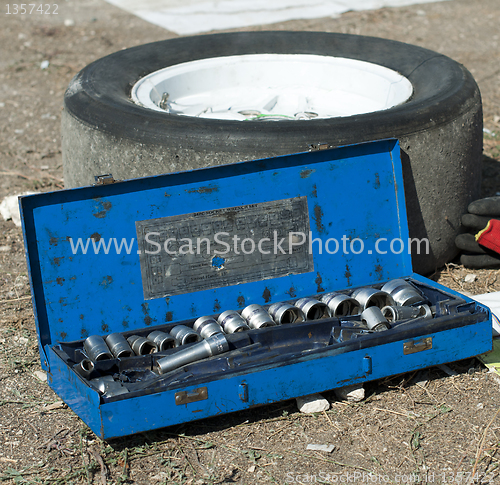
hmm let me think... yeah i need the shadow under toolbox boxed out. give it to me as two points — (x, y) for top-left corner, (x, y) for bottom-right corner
(20, 139), (492, 439)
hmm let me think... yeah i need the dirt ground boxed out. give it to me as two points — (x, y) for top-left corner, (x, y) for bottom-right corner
(2, 0), (500, 483)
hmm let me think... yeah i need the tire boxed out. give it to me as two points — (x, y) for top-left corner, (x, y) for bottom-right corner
(61, 32), (483, 275)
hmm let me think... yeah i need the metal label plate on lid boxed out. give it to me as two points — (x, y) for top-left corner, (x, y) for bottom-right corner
(136, 197), (313, 299)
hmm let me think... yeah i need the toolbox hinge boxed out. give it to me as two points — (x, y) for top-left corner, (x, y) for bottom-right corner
(308, 142), (331, 151)
(94, 174), (118, 186)
(41, 343), (50, 372)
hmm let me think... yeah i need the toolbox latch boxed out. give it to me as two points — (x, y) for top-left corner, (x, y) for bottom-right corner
(239, 382), (249, 402)
(175, 387), (208, 405)
(94, 174), (118, 186)
(403, 337), (433, 355)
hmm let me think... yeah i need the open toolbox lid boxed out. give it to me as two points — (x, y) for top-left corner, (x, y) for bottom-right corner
(20, 138), (412, 363)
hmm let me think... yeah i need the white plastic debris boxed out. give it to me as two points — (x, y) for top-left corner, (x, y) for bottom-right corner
(40, 60), (49, 70)
(64, 19), (75, 26)
(334, 383), (365, 402)
(306, 443), (335, 453)
(0, 192), (36, 227)
(465, 274), (477, 283)
(105, 0), (452, 36)
(472, 291), (500, 336)
(296, 393), (330, 413)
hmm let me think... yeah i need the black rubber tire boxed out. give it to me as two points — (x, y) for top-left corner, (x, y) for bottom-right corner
(61, 32), (483, 275)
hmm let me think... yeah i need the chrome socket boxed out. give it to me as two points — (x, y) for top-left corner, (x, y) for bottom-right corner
(381, 279), (426, 306)
(381, 305), (421, 323)
(361, 307), (390, 331)
(241, 304), (276, 329)
(321, 292), (360, 317)
(148, 331), (176, 351)
(74, 359), (95, 379)
(294, 298), (328, 320)
(267, 302), (304, 324)
(380, 279), (408, 295)
(156, 333), (230, 375)
(193, 316), (224, 339)
(169, 325), (202, 346)
(105, 332), (134, 358)
(83, 335), (113, 362)
(90, 375), (129, 397)
(127, 335), (158, 355)
(351, 287), (394, 310)
(418, 304), (433, 319)
(391, 286), (426, 306)
(217, 310), (250, 333)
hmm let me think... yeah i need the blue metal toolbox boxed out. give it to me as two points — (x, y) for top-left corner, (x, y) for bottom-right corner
(20, 139), (492, 439)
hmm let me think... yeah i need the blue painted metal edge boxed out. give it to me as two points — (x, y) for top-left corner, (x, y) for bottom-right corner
(48, 315), (491, 439)
(20, 201), (50, 368)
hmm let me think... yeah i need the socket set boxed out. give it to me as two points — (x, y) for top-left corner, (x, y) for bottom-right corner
(81, 278), (429, 362)
(21, 139), (492, 438)
(57, 278), (473, 401)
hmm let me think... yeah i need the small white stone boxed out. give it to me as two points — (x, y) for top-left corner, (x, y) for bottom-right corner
(334, 384), (365, 402)
(296, 393), (330, 413)
(306, 444), (335, 453)
(18, 337), (29, 345)
(33, 370), (47, 382)
(40, 60), (49, 70)
(0, 246), (10, 252)
(477, 403), (484, 409)
(150, 472), (168, 481)
(64, 19), (75, 26)
(465, 274), (477, 283)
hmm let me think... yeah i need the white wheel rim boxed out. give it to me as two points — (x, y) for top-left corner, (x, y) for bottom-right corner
(131, 54), (413, 121)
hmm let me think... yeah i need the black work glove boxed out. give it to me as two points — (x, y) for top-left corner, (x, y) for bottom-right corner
(455, 196), (500, 268)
